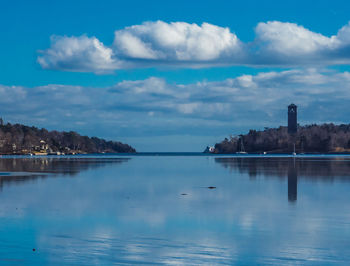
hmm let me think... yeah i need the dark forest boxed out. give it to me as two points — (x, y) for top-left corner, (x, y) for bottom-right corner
(0, 122), (135, 154)
(215, 124), (350, 154)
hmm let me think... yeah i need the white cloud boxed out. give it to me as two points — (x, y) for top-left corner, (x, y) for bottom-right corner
(255, 21), (338, 55)
(37, 35), (119, 73)
(37, 20), (350, 72)
(253, 21), (350, 65)
(115, 77), (172, 95)
(0, 85), (26, 103)
(237, 75), (256, 88)
(114, 21), (242, 61)
(334, 22), (350, 45)
(114, 31), (160, 59)
(177, 103), (200, 114)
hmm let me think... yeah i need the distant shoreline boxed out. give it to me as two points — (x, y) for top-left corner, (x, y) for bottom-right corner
(3, 152), (350, 158)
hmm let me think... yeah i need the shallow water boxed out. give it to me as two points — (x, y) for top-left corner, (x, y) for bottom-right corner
(0, 155), (350, 265)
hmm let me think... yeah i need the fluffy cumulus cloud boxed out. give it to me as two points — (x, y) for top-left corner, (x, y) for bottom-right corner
(255, 21), (337, 55)
(37, 20), (350, 72)
(37, 35), (119, 73)
(250, 21), (350, 65)
(2, 69), (350, 141)
(37, 21), (244, 73)
(253, 21), (350, 64)
(113, 21), (242, 61)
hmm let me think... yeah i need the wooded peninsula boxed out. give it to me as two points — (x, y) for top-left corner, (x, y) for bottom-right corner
(0, 121), (135, 155)
(214, 124), (350, 154)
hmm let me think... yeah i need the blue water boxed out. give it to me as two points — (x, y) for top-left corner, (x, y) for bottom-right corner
(0, 155), (350, 265)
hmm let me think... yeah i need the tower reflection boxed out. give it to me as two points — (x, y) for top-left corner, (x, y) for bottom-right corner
(288, 159), (297, 202)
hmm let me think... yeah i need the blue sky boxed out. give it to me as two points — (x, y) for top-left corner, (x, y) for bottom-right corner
(2, 0), (350, 151)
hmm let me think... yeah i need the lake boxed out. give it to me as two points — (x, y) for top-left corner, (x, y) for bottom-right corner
(0, 154), (350, 265)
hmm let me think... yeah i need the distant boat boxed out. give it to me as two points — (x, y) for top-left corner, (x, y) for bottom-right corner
(292, 143), (296, 156)
(236, 135), (247, 154)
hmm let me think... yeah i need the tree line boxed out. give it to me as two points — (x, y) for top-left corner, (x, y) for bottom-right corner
(215, 124), (350, 153)
(0, 122), (136, 154)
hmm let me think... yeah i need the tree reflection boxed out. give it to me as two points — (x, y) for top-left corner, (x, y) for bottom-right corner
(0, 157), (130, 189)
(215, 157), (350, 202)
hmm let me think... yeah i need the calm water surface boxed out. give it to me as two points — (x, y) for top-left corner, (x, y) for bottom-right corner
(0, 155), (350, 265)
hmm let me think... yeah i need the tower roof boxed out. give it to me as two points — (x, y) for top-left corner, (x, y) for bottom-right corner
(288, 103), (297, 107)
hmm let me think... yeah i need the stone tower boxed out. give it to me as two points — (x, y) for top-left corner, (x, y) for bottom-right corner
(288, 104), (297, 134)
